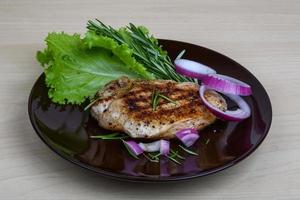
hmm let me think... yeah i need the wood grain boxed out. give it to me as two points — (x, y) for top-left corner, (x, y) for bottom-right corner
(0, 0), (300, 199)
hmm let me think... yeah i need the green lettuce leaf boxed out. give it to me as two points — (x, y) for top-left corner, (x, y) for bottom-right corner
(37, 32), (154, 104)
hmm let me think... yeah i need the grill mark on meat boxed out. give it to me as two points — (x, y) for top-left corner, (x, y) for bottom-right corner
(124, 88), (200, 116)
(125, 99), (208, 123)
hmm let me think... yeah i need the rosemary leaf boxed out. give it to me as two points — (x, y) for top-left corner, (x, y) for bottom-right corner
(90, 133), (119, 138)
(167, 155), (182, 165)
(84, 96), (101, 111)
(205, 139), (210, 145)
(90, 136), (129, 140)
(179, 145), (199, 156)
(90, 133), (129, 140)
(158, 93), (178, 105)
(175, 49), (186, 60)
(151, 90), (155, 106)
(152, 91), (160, 111)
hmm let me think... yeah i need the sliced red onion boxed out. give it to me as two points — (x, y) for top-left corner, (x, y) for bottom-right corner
(139, 141), (160, 152)
(175, 59), (216, 79)
(202, 74), (252, 96)
(160, 140), (170, 155)
(199, 85), (251, 121)
(176, 128), (199, 147)
(123, 141), (143, 156)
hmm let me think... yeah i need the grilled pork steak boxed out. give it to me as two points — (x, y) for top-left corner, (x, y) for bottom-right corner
(91, 77), (227, 139)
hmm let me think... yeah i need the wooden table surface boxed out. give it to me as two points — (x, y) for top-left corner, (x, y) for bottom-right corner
(1, 0), (300, 199)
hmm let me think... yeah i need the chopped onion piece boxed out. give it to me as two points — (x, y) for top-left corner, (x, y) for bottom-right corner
(176, 128), (199, 147)
(139, 140), (170, 155)
(139, 141), (160, 152)
(123, 140), (143, 156)
(181, 134), (199, 147)
(160, 140), (170, 155)
(175, 128), (198, 139)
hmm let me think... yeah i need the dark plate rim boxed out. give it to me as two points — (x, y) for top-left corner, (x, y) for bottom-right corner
(28, 39), (272, 183)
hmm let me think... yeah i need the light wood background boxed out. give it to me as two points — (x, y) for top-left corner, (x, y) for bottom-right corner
(1, 0), (300, 199)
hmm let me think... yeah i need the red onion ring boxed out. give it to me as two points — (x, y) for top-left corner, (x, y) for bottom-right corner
(199, 85), (251, 121)
(175, 59), (216, 79)
(176, 128), (200, 147)
(202, 74), (252, 96)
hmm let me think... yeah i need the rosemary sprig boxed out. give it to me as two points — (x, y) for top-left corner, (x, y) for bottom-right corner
(151, 89), (156, 104)
(179, 145), (199, 156)
(151, 90), (177, 111)
(87, 19), (194, 83)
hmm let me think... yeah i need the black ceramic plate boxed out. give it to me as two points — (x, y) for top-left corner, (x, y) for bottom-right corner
(28, 39), (272, 182)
